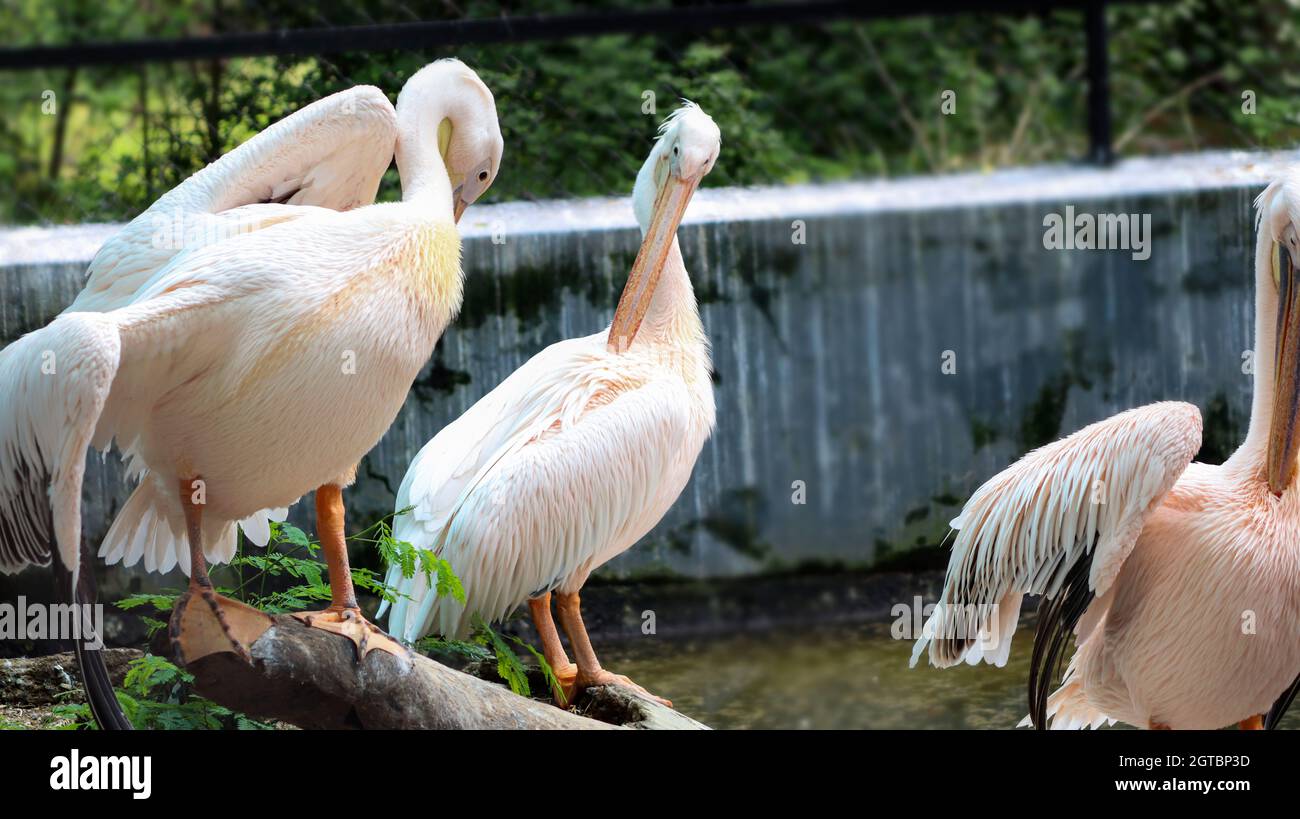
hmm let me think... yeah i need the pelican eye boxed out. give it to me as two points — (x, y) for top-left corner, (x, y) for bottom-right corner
(478, 170), (489, 182)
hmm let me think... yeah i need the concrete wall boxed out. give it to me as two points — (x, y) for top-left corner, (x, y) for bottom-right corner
(0, 150), (1290, 598)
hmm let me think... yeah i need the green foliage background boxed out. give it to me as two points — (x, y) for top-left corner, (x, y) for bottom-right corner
(1, 0), (1298, 224)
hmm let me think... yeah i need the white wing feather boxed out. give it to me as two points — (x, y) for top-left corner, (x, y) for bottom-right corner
(19, 200), (422, 583)
(0, 314), (121, 585)
(76, 88), (395, 571)
(382, 335), (706, 641)
(16, 267), (241, 585)
(911, 401), (1202, 669)
(69, 85), (397, 313)
(93, 204), (436, 577)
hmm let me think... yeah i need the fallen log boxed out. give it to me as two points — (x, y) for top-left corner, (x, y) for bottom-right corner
(174, 611), (705, 730)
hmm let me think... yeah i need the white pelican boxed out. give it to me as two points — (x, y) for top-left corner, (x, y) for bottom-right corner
(380, 103), (721, 707)
(911, 172), (1300, 730)
(0, 59), (502, 727)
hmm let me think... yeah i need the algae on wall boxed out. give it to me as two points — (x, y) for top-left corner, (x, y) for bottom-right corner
(0, 182), (1262, 602)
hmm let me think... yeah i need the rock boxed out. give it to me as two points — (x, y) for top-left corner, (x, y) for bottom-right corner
(574, 684), (709, 730)
(0, 648), (141, 706)
(459, 656), (708, 729)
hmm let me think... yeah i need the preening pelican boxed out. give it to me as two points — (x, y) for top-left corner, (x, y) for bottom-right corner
(74, 75), (403, 555)
(911, 172), (1300, 730)
(381, 103), (721, 706)
(4, 67), (413, 730)
(0, 59), (502, 726)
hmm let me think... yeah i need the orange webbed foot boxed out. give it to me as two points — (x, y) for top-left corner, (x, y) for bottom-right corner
(171, 588), (271, 666)
(549, 661), (578, 708)
(291, 606), (408, 659)
(578, 668), (672, 708)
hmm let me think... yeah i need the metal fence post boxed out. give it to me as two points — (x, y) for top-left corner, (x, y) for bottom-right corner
(1085, 0), (1114, 165)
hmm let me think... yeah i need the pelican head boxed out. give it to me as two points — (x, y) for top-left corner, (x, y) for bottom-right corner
(610, 102), (721, 347)
(396, 59), (504, 222)
(1256, 174), (1300, 493)
(632, 101), (721, 233)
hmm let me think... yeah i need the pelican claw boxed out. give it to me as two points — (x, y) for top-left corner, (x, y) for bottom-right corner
(171, 589), (271, 666)
(292, 606), (408, 660)
(579, 669), (673, 709)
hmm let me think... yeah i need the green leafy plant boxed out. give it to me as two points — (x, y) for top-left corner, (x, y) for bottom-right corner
(54, 654), (274, 730)
(511, 633), (567, 707)
(375, 524), (565, 704)
(415, 636), (493, 664)
(118, 507), (440, 624)
(413, 614), (566, 706)
(478, 618), (534, 698)
(107, 506), (443, 729)
(110, 504), (561, 727)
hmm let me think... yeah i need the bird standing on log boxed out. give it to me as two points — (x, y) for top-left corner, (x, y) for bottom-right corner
(381, 103), (721, 707)
(0, 59), (502, 727)
(912, 171), (1300, 730)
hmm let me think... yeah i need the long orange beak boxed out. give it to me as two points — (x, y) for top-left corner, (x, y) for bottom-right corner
(607, 171), (699, 352)
(1269, 242), (1300, 494)
(453, 198), (468, 223)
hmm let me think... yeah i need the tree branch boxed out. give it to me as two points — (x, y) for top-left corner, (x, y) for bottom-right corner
(175, 613), (704, 730)
(1114, 68), (1225, 153)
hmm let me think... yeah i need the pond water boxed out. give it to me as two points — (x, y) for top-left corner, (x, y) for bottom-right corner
(599, 622), (1299, 731)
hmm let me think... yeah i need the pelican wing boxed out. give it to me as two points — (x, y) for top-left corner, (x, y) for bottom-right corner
(71, 85), (397, 313)
(5, 205), (431, 586)
(0, 314), (120, 580)
(382, 336), (702, 641)
(911, 401), (1202, 670)
(0, 277), (228, 585)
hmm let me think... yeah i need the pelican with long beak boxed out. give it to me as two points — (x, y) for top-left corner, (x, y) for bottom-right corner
(910, 171), (1300, 730)
(0, 59), (502, 727)
(380, 103), (721, 707)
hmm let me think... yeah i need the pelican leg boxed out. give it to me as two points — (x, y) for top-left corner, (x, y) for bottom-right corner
(1239, 714), (1265, 730)
(553, 590), (672, 708)
(528, 593), (577, 706)
(291, 484), (407, 659)
(171, 478), (271, 665)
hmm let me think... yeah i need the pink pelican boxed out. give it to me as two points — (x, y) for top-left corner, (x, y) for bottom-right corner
(911, 174), (1300, 730)
(380, 103), (721, 707)
(0, 59), (502, 727)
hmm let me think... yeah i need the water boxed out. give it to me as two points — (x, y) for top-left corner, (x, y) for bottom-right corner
(599, 622), (1029, 729)
(600, 622), (1300, 730)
